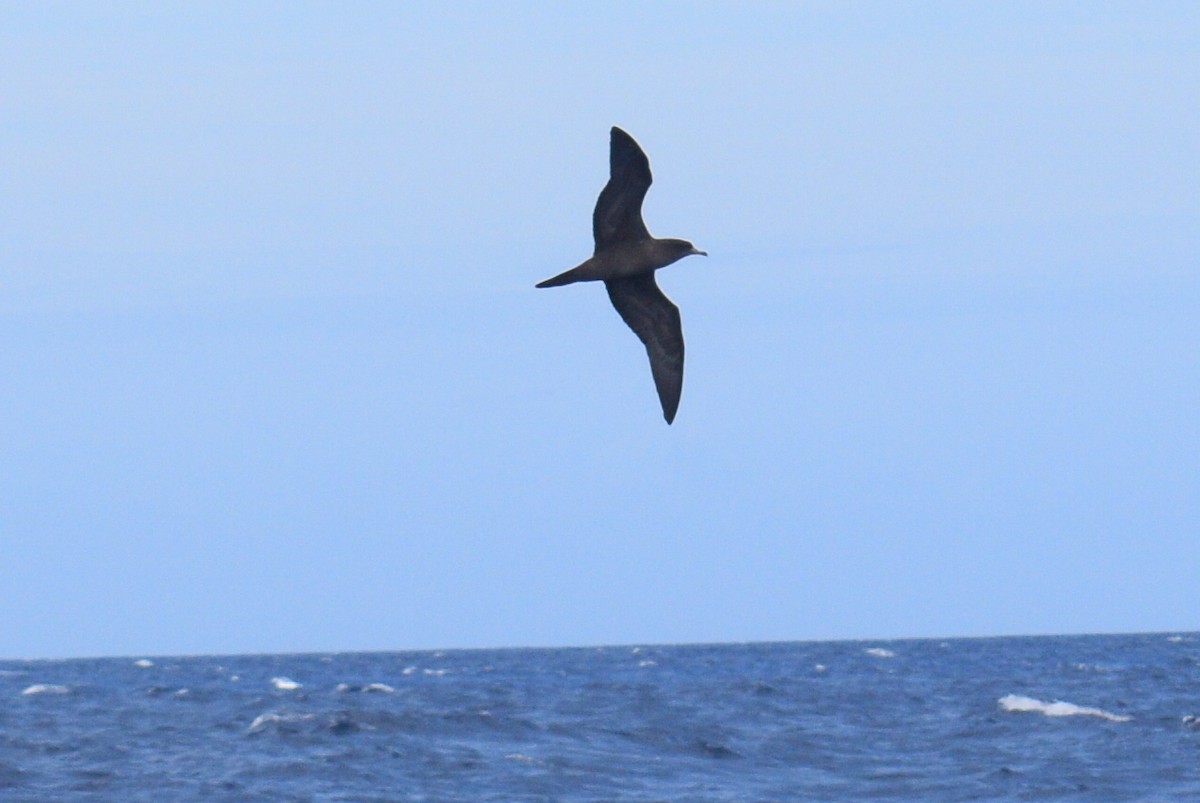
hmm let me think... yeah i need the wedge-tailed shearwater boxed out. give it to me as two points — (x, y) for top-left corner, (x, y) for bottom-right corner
(536, 127), (706, 424)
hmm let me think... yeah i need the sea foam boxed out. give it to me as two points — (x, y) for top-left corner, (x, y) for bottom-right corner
(336, 682), (395, 694)
(247, 712), (315, 734)
(21, 684), (70, 695)
(998, 694), (1130, 722)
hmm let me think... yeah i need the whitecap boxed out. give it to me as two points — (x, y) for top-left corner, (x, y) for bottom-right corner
(21, 684), (69, 695)
(422, 669), (448, 677)
(814, 664), (827, 672)
(637, 660), (658, 668)
(504, 753), (537, 764)
(133, 659), (153, 668)
(336, 681), (395, 694)
(998, 694), (1130, 722)
(270, 676), (301, 691)
(248, 713), (279, 733)
(247, 711), (315, 734)
(401, 666), (417, 676)
(865, 647), (895, 658)
(1182, 715), (1199, 728)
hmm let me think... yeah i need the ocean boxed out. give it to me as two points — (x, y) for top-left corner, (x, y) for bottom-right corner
(2, 633), (1198, 801)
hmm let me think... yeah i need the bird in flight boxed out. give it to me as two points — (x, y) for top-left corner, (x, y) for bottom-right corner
(536, 127), (706, 424)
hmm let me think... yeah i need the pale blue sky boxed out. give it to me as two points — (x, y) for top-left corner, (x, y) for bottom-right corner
(2, 3), (1197, 658)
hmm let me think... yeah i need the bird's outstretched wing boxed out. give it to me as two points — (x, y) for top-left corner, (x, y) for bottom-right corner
(605, 273), (684, 423)
(592, 127), (652, 252)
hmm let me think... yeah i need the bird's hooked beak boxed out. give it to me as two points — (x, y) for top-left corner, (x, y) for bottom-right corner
(690, 246), (708, 257)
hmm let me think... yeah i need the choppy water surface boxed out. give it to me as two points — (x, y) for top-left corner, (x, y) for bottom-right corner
(4, 633), (1200, 801)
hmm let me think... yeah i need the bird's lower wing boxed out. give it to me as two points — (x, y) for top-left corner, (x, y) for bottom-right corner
(605, 274), (684, 423)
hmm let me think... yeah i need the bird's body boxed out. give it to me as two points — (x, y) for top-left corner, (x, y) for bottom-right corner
(536, 127), (705, 424)
(535, 238), (697, 286)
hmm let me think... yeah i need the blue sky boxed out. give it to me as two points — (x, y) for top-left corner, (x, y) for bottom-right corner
(2, 3), (1197, 659)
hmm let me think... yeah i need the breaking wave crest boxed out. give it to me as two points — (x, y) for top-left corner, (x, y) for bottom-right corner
(21, 684), (70, 696)
(998, 694), (1130, 722)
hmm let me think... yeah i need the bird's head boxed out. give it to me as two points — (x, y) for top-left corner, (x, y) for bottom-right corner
(664, 239), (708, 261)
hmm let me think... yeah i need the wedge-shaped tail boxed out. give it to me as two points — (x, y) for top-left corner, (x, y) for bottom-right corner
(535, 264), (589, 288)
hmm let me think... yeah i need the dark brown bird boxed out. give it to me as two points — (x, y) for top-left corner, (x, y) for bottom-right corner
(536, 127), (706, 424)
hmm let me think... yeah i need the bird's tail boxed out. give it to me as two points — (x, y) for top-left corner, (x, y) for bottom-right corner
(535, 263), (591, 288)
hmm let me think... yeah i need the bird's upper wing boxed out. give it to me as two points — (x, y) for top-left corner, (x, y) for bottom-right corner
(605, 273), (684, 423)
(592, 127), (652, 252)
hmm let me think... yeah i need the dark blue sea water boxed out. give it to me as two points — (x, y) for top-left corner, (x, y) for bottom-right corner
(3, 633), (1199, 801)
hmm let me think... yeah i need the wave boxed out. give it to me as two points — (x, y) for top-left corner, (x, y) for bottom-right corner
(335, 682), (395, 694)
(864, 647), (895, 658)
(21, 684), (70, 696)
(133, 659), (153, 668)
(270, 677), (301, 691)
(247, 710), (375, 736)
(998, 694), (1130, 722)
(247, 712), (315, 734)
(504, 753), (538, 764)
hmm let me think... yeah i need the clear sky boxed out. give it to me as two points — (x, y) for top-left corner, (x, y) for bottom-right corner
(2, 2), (1197, 659)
